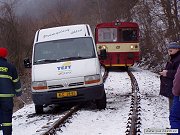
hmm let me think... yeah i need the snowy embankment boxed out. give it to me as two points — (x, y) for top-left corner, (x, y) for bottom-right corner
(132, 68), (170, 134)
(0, 67), (169, 135)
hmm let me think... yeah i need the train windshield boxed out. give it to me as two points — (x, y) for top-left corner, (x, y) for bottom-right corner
(34, 37), (96, 64)
(98, 28), (117, 42)
(97, 28), (138, 42)
(121, 28), (138, 42)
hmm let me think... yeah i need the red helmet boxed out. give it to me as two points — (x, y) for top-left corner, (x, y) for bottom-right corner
(0, 48), (8, 58)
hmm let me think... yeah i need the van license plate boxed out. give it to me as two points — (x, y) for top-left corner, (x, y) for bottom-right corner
(57, 91), (77, 98)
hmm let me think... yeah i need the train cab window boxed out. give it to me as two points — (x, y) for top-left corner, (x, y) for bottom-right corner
(121, 29), (138, 42)
(98, 28), (117, 42)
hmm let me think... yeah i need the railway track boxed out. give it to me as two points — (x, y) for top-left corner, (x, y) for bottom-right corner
(38, 105), (80, 135)
(125, 70), (141, 135)
(103, 67), (142, 135)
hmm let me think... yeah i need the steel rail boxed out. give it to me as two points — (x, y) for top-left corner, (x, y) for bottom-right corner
(126, 71), (141, 135)
(40, 105), (80, 135)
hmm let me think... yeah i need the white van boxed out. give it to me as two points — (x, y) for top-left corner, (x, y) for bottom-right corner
(24, 24), (106, 113)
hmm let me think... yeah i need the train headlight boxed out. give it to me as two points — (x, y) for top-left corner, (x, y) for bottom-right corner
(32, 81), (48, 90)
(84, 74), (101, 84)
(102, 45), (106, 50)
(98, 45), (106, 50)
(130, 45), (138, 50)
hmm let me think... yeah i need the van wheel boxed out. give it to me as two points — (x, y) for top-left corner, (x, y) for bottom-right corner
(96, 92), (106, 110)
(35, 105), (43, 114)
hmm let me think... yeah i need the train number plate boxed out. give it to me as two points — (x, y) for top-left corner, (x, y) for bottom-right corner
(57, 91), (77, 98)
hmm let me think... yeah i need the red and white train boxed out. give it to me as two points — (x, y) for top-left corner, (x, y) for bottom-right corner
(95, 20), (140, 68)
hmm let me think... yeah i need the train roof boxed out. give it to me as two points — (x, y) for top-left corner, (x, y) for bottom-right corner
(96, 21), (139, 28)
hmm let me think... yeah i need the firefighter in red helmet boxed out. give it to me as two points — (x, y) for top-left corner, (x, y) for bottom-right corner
(0, 48), (22, 135)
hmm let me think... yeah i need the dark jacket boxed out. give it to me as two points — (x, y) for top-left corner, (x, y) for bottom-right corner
(0, 57), (22, 97)
(160, 51), (180, 98)
(173, 65), (180, 96)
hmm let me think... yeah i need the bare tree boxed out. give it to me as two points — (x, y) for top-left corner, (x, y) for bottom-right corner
(131, 0), (167, 71)
(101, 0), (138, 22)
(37, 0), (74, 28)
(0, 0), (21, 68)
(160, 0), (179, 40)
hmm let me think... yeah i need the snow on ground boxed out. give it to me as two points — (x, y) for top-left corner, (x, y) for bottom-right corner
(12, 104), (66, 135)
(132, 68), (170, 134)
(0, 67), (170, 135)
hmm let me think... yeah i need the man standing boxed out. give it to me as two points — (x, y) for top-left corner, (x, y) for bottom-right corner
(0, 48), (22, 135)
(159, 41), (180, 110)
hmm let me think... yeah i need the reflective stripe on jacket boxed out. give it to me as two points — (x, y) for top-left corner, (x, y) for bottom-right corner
(0, 58), (22, 97)
(2, 122), (12, 126)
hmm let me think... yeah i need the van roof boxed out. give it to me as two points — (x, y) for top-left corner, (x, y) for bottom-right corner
(36, 24), (91, 43)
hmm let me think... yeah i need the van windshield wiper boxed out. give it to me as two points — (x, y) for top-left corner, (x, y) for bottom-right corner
(57, 56), (84, 61)
(35, 59), (57, 63)
(35, 56), (93, 64)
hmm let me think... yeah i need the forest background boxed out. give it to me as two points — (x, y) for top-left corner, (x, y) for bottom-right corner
(0, 0), (179, 109)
